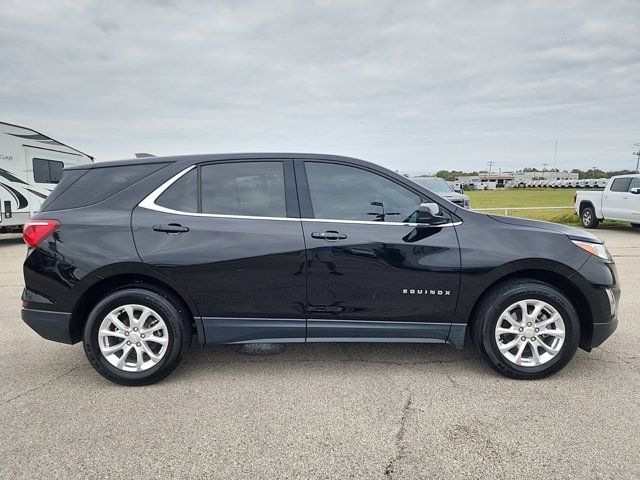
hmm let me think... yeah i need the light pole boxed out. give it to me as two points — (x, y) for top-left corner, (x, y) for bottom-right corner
(634, 144), (640, 174)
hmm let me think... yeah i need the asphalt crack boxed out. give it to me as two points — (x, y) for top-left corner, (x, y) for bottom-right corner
(384, 391), (413, 478)
(2, 364), (84, 405)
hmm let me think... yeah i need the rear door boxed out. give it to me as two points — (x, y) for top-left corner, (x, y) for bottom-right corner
(132, 159), (307, 344)
(296, 159), (461, 343)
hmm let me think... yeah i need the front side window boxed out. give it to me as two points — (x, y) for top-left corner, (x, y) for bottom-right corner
(305, 162), (421, 222)
(200, 162), (286, 217)
(610, 178), (632, 192)
(33, 158), (64, 184)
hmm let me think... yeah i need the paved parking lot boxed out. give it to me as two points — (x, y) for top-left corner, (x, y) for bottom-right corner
(1, 228), (638, 479)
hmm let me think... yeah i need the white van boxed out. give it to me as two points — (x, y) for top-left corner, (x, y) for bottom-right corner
(0, 122), (93, 232)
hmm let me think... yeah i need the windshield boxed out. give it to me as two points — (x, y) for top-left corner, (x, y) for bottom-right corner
(411, 177), (454, 193)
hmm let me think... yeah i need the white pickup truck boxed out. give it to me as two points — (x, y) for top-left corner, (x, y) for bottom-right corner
(574, 174), (640, 228)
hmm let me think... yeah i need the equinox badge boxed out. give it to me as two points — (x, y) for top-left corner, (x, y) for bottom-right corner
(403, 289), (451, 296)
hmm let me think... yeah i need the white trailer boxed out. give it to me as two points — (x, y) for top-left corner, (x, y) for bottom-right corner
(0, 122), (93, 232)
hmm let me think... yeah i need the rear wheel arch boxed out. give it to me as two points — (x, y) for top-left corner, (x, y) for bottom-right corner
(579, 200), (597, 216)
(69, 273), (200, 344)
(467, 269), (593, 350)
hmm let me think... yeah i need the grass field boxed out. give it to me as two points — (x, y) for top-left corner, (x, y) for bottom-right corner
(466, 188), (623, 226)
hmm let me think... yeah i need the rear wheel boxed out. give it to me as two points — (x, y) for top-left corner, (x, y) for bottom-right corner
(472, 279), (580, 379)
(83, 285), (192, 386)
(580, 206), (599, 229)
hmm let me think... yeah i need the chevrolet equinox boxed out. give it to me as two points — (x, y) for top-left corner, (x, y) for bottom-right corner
(21, 154), (620, 385)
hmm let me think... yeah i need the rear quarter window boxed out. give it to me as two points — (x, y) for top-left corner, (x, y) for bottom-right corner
(43, 163), (168, 211)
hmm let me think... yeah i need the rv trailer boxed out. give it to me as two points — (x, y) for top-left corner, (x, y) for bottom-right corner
(0, 122), (93, 232)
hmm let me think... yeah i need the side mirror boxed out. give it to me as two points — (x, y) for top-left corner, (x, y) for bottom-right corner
(417, 202), (449, 226)
(631, 188), (640, 195)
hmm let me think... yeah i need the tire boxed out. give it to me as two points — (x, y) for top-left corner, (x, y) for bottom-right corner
(83, 285), (192, 386)
(580, 205), (599, 229)
(471, 279), (580, 380)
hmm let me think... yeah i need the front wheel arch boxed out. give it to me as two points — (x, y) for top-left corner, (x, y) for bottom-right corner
(466, 269), (593, 351)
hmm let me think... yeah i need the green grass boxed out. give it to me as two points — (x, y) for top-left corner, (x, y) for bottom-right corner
(466, 188), (574, 209)
(466, 188), (625, 227)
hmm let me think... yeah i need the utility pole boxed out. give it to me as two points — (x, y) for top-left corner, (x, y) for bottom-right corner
(487, 161), (494, 183)
(553, 139), (558, 170)
(542, 162), (548, 179)
(634, 144), (640, 174)
(592, 166), (597, 178)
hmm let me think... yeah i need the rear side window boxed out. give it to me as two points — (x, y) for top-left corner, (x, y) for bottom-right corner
(610, 178), (632, 192)
(156, 169), (198, 212)
(200, 162), (286, 217)
(44, 163), (168, 211)
(629, 177), (640, 190)
(33, 158), (64, 184)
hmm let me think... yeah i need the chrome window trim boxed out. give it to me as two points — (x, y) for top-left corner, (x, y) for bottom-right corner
(138, 165), (462, 227)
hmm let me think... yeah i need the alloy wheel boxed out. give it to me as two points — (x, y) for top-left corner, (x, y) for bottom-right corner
(494, 299), (565, 367)
(98, 304), (169, 372)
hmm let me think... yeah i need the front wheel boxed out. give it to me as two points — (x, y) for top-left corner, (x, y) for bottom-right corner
(471, 279), (580, 380)
(580, 206), (599, 229)
(83, 285), (192, 386)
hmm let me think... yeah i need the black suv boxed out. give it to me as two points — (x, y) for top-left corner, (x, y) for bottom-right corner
(22, 154), (620, 385)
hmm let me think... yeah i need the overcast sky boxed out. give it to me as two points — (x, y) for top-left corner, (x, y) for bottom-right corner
(1, 0), (639, 173)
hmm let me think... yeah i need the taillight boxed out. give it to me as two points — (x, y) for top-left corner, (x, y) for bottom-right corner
(23, 220), (60, 248)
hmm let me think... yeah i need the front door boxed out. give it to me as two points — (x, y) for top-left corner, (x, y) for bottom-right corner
(296, 159), (461, 343)
(133, 159), (307, 344)
(622, 177), (640, 223)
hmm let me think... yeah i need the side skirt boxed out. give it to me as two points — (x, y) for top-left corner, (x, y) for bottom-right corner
(200, 317), (306, 344)
(308, 319), (451, 344)
(199, 317), (464, 347)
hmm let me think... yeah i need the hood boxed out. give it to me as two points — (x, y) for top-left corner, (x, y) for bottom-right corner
(439, 191), (465, 198)
(488, 215), (603, 243)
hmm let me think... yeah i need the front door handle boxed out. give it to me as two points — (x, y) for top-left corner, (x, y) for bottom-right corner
(311, 231), (347, 241)
(153, 223), (189, 234)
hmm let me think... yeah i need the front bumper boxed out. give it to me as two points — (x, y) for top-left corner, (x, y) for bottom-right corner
(591, 317), (619, 349)
(576, 256), (621, 350)
(22, 308), (74, 344)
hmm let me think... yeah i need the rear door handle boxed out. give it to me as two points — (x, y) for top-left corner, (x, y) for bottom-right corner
(311, 231), (347, 241)
(153, 223), (189, 234)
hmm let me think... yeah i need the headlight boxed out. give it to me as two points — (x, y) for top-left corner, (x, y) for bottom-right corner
(571, 240), (611, 261)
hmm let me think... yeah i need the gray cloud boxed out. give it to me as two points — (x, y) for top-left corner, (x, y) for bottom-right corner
(1, 0), (639, 173)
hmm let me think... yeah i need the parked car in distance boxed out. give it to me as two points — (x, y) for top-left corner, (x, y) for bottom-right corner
(575, 174), (640, 228)
(410, 176), (470, 209)
(22, 153), (620, 385)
